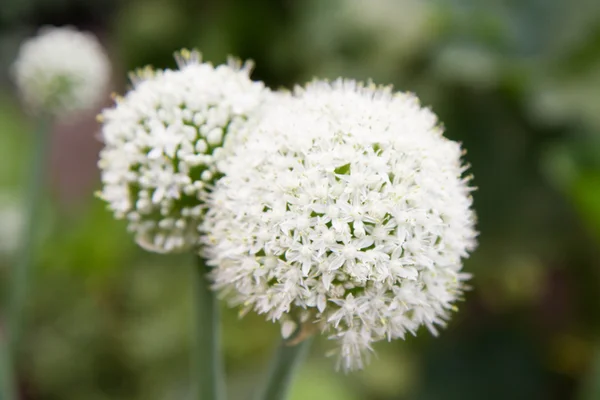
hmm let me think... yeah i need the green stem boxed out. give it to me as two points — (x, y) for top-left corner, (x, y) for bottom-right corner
(1, 116), (51, 400)
(578, 345), (600, 400)
(0, 330), (16, 400)
(255, 333), (313, 400)
(192, 256), (225, 400)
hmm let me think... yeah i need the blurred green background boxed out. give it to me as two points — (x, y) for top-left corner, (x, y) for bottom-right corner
(1, 0), (600, 399)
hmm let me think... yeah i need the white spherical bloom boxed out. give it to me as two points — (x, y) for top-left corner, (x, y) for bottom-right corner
(98, 50), (268, 253)
(202, 79), (477, 370)
(12, 26), (110, 117)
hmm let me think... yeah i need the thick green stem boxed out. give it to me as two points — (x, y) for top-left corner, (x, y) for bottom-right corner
(0, 331), (16, 400)
(578, 345), (600, 400)
(192, 256), (225, 400)
(255, 333), (313, 400)
(1, 117), (51, 400)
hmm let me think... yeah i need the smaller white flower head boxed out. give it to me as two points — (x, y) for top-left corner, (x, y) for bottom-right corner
(98, 50), (268, 253)
(12, 26), (110, 117)
(202, 79), (477, 371)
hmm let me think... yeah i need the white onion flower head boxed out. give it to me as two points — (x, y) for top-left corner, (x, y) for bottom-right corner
(98, 50), (268, 253)
(202, 79), (477, 370)
(12, 26), (110, 117)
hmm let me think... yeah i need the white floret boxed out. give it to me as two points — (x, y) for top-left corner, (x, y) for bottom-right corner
(202, 79), (477, 370)
(98, 50), (269, 253)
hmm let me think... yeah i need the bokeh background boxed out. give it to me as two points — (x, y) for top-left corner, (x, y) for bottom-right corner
(1, 0), (600, 399)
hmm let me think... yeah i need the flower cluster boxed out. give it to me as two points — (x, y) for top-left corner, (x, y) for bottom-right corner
(94, 43), (477, 370)
(98, 50), (268, 253)
(202, 79), (477, 370)
(12, 26), (110, 117)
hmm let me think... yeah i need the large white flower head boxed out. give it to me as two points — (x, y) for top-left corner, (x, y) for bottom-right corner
(98, 50), (268, 253)
(12, 26), (110, 117)
(202, 79), (477, 370)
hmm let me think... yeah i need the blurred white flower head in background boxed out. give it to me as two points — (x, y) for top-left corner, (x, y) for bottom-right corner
(202, 79), (477, 371)
(98, 50), (269, 253)
(12, 26), (110, 117)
